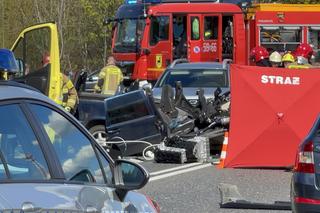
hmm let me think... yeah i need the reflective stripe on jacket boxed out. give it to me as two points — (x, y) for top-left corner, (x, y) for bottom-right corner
(288, 63), (312, 69)
(94, 65), (123, 96)
(58, 73), (78, 110)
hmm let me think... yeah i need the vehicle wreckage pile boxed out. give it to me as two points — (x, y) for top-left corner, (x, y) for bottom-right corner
(102, 82), (230, 163)
(149, 82), (230, 164)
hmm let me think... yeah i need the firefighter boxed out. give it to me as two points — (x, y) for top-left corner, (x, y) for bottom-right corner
(60, 73), (78, 113)
(173, 16), (187, 59)
(250, 46), (271, 67)
(282, 52), (295, 68)
(269, 51), (282, 68)
(42, 53), (78, 113)
(94, 56), (123, 96)
(289, 43), (313, 69)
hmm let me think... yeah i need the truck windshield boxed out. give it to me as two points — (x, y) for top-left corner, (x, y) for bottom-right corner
(114, 19), (145, 53)
(113, 4), (145, 53)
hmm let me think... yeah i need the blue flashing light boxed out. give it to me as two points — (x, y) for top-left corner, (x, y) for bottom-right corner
(0, 49), (19, 73)
(126, 0), (138, 4)
(125, 0), (161, 4)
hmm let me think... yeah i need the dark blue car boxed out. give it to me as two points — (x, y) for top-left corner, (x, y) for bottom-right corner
(291, 115), (320, 212)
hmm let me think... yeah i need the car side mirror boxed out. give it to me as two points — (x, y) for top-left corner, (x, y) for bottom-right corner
(113, 159), (149, 201)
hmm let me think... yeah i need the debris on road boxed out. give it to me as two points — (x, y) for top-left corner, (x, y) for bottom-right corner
(218, 183), (291, 211)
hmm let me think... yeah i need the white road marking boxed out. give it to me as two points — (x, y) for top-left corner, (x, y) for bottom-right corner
(149, 162), (202, 176)
(149, 164), (212, 182)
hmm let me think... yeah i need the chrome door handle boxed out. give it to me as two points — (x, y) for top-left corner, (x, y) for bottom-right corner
(21, 202), (41, 212)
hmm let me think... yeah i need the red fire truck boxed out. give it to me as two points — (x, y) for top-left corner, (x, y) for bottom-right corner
(109, 0), (320, 81)
(246, 3), (320, 65)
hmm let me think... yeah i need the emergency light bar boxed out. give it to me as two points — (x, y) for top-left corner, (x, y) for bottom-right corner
(125, 0), (161, 4)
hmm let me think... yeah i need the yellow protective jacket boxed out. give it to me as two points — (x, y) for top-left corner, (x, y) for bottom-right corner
(94, 65), (123, 96)
(288, 63), (312, 69)
(58, 73), (78, 111)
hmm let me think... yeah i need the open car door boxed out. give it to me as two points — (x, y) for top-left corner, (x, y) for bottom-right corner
(105, 90), (162, 156)
(10, 23), (61, 104)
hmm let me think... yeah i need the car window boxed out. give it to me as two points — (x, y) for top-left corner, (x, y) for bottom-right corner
(0, 104), (50, 180)
(107, 91), (150, 125)
(158, 69), (228, 88)
(96, 149), (113, 184)
(30, 104), (111, 184)
(0, 157), (6, 179)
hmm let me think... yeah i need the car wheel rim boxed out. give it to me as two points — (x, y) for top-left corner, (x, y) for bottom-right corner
(93, 131), (107, 144)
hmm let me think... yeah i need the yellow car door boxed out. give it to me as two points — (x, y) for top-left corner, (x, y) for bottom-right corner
(10, 23), (61, 104)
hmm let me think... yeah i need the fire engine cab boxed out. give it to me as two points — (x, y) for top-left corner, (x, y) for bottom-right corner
(110, 0), (247, 81)
(109, 0), (320, 81)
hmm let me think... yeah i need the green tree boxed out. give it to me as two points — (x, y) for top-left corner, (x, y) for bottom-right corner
(0, 0), (123, 73)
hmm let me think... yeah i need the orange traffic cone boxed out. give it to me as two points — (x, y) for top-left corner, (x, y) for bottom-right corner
(217, 131), (229, 169)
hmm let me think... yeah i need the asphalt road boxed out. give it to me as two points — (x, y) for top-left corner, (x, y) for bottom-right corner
(138, 161), (292, 213)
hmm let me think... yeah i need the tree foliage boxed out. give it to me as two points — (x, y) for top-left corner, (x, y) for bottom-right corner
(0, 0), (123, 73)
(1, 0), (320, 72)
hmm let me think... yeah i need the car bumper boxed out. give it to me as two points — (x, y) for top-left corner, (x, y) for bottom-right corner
(293, 202), (320, 213)
(292, 173), (320, 212)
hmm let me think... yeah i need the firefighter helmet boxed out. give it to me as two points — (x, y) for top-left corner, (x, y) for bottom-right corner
(250, 46), (269, 62)
(294, 43), (314, 60)
(269, 51), (282, 63)
(297, 56), (309, 65)
(282, 52), (295, 63)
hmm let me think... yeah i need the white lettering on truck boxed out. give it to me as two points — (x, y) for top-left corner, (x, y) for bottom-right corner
(261, 75), (300, 85)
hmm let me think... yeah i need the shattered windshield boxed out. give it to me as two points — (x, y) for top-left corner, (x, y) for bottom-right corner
(114, 19), (145, 53)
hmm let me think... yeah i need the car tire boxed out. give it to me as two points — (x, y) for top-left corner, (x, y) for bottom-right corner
(89, 125), (122, 159)
(89, 125), (108, 143)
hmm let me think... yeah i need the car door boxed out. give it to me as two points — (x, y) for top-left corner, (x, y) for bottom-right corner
(27, 102), (156, 212)
(105, 90), (162, 156)
(11, 23), (61, 104)
(0, 101), (154, 212)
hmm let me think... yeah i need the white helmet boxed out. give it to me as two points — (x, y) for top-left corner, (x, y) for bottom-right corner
(297, 56), (308, 65)
(269, 51), (282, 63)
